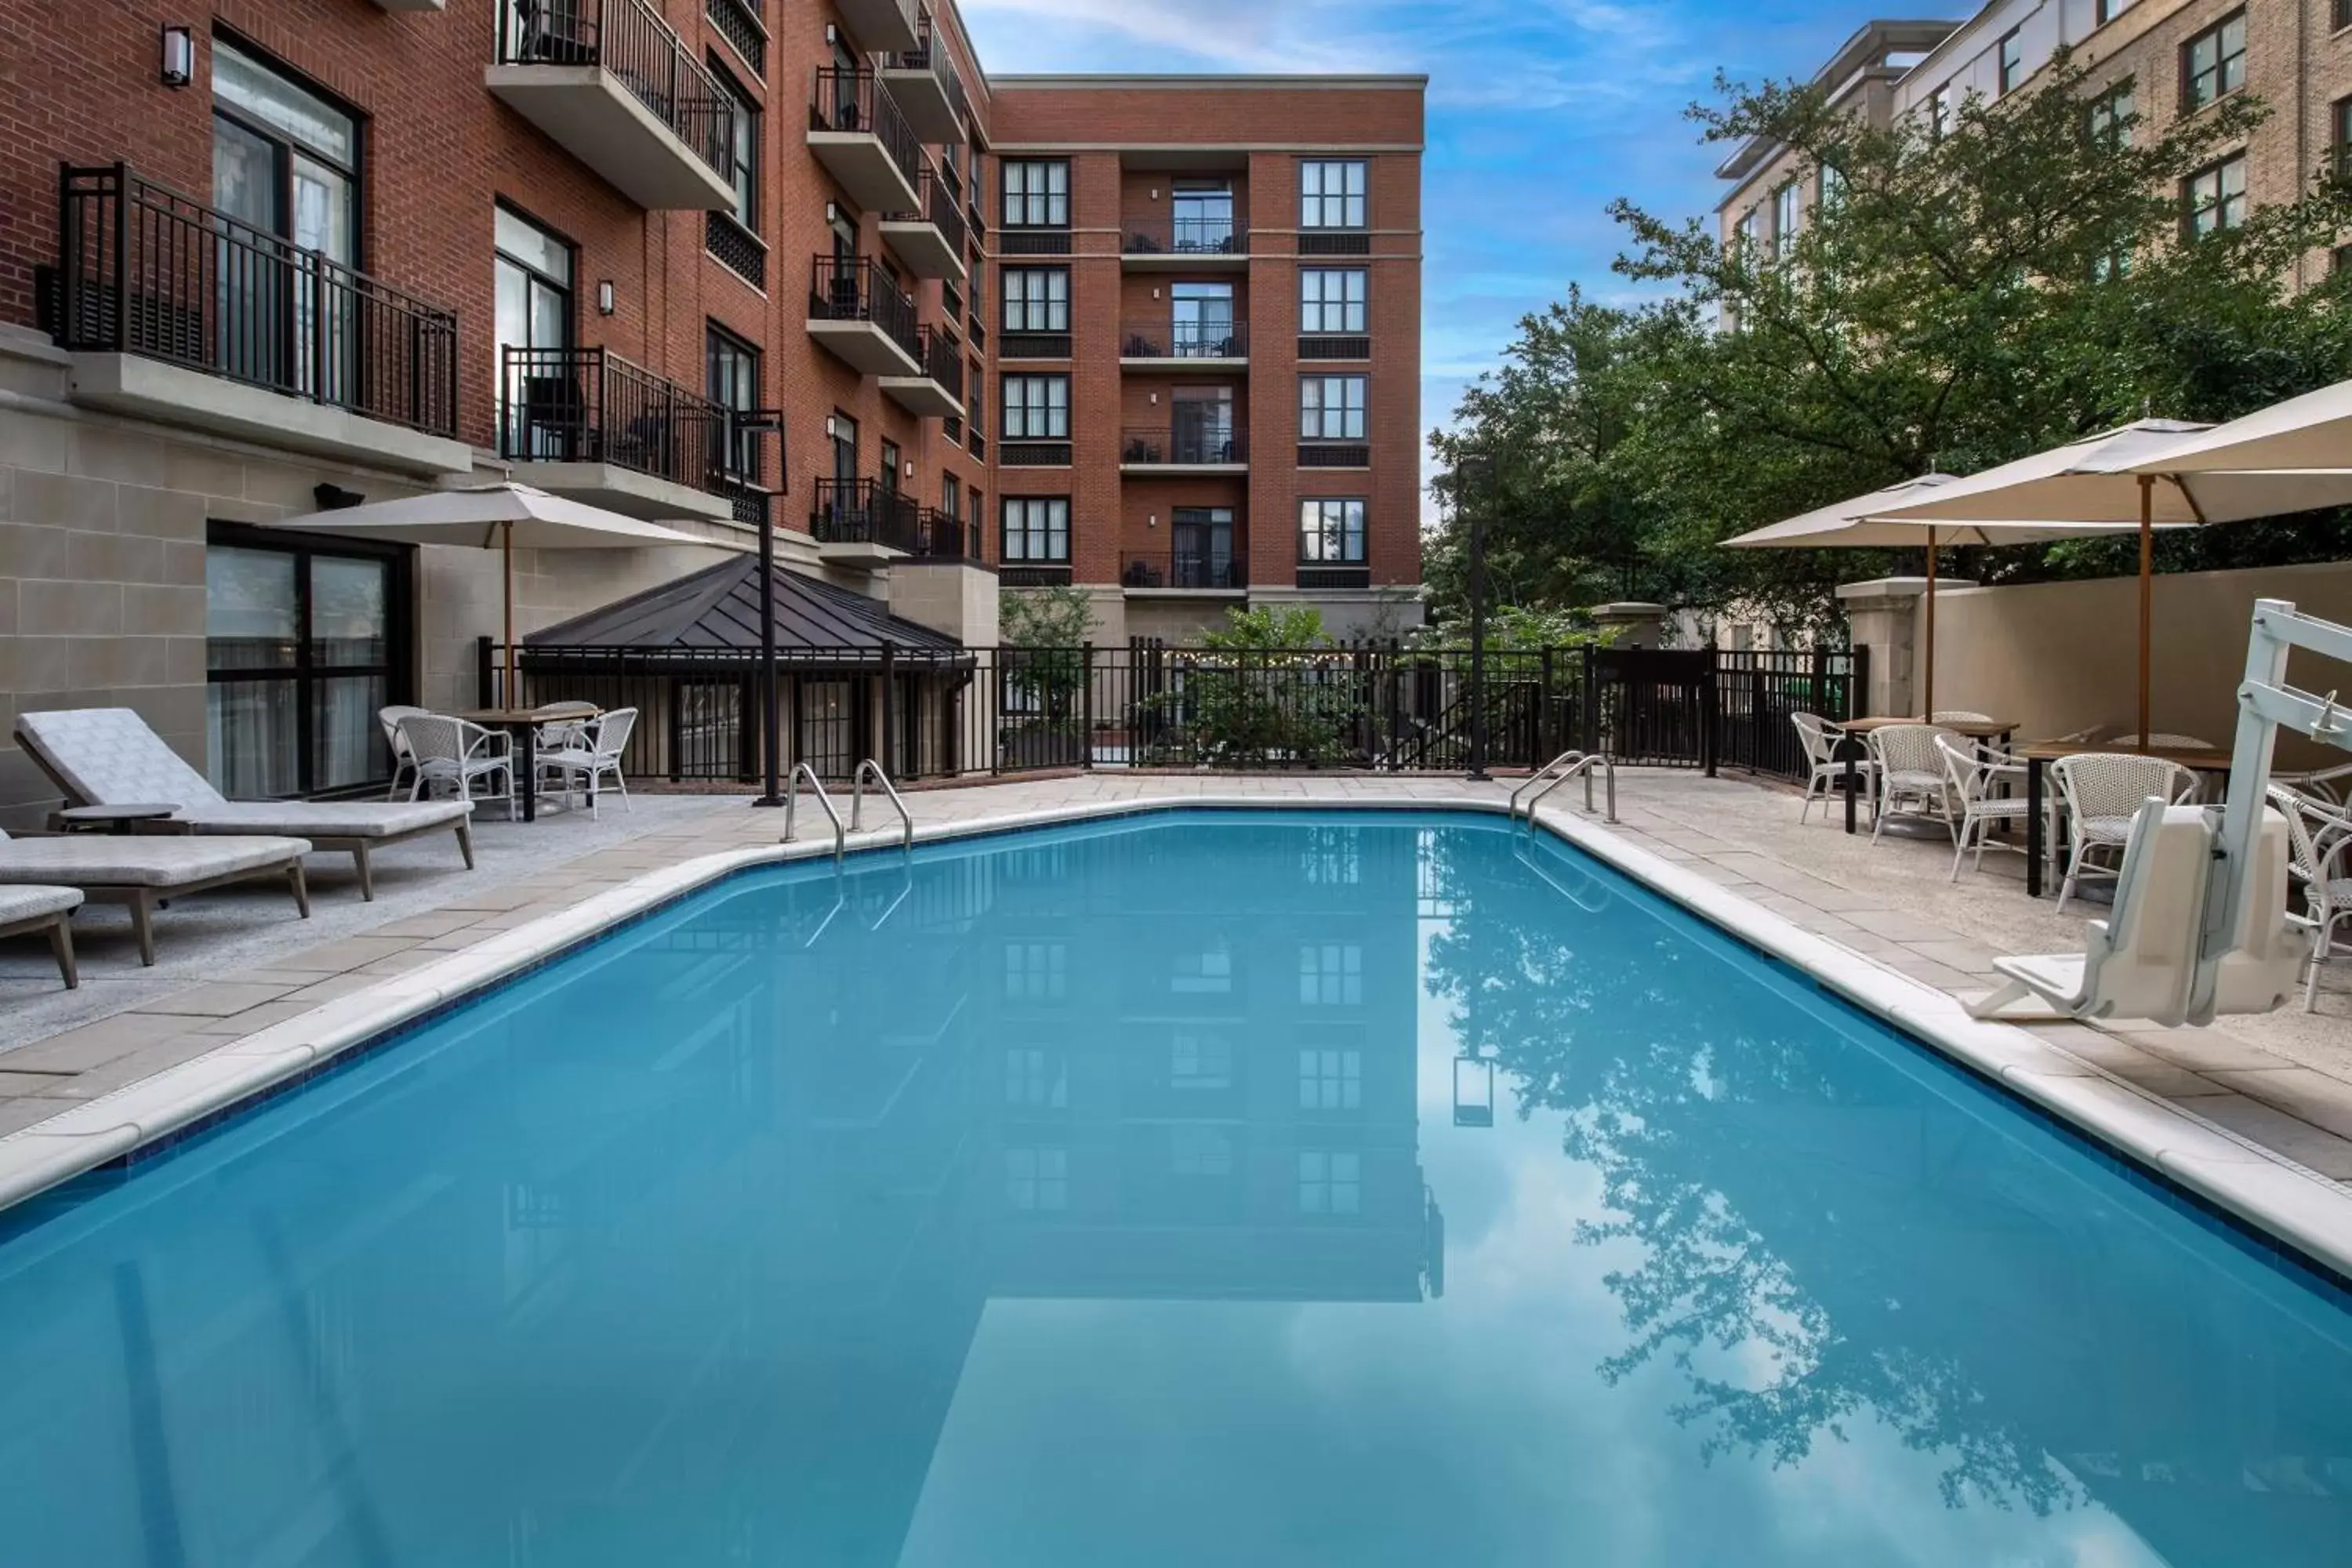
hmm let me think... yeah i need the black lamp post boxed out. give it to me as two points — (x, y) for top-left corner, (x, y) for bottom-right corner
(745, 412), (786, 808)
(1459, 453), (1494, 782)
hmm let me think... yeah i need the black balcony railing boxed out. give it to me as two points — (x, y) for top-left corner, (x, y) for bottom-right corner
(51, 163), (459, 437)
(1123, 422), (1246, 466)
(811, 478), (920, 551)
(1123, 216), (1246, 256)
(914, 506), (980, 561)
(808, 67), (920, 197)
(891, 10), (967, 126)
(495, 0), (736, 180)
(1298, 441), (1371, 468)
(999, 228), (1073, 256)
(1122, 550), (1245, 590)
(1000, 329), (1069, 360)
(706, 0), (764, 75)
(499, 345), (746, 493)
(808, 255), (920, 359)
(1120, 319), (1247, 360)
(885, 165), (967, 257)
(913, 325), (964, 399)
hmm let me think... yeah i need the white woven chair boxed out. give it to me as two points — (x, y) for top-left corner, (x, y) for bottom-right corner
(536, 706), (636, 818)
(2114, 732), (2215, 749)
(400, 714), (515, 820)
(2050, 752), (2198, 913)
(378, 705), (431, 801)
(1930, 710), (1993, 724)
(1790, 712), (1874, 826)
(1865, 724), (1961, 845)
(2274, 760), (2352, 808)
(1934, 733), (2034, 883)
(532, 699), (601, 753)
(2270, 785), (2352, 1011)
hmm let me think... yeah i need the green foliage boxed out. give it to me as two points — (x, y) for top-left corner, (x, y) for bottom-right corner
(1152, 605), (1357, 768)
(1000, 584), (1094, 649)
(1410, 604), (1620, 653)
(1429, 53), (2352, 636)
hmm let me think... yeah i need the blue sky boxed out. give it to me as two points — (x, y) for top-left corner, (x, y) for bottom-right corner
(959, 0), (1972, 518)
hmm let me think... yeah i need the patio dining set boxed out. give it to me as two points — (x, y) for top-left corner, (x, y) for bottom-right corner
(1790, 712), (2352, 1010)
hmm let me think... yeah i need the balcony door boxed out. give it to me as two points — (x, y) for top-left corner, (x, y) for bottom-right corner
(495, 207), (576, 459)
(210, 41), (358, 401)
(1171, 387), (1233, 463)
(1171, 282), (1233, 358)
(1171, 180), (1233, 254)
(1172, 507), (1235, 590)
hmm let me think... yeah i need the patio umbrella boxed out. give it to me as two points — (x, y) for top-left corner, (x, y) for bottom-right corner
(263, 483), (711, 700)
(1868, 419), (2352, 739)
(2122, 378), (2352, 475)
(1722, 474), (2165, 717)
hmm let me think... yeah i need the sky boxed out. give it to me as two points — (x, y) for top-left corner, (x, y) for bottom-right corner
(957, 0), (1973, 522)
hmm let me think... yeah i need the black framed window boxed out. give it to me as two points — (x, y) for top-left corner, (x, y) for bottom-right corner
(1300, 160), (1367, 228)
(1300, 375), (1367, 441)
(2085, 79), (2136, 151)
(1299, 499), (1367, 564)
(1773, 182), (1800, 260)
(2335, 96), (2352, 180)
(2183, 11), (2246, 112)
(1998, 29), (2024, 94)
(1301, 269), (1366, 333)
(205, 523), (412, 799)
(706, 323), (760, 482)
(1003, 497), (1070, 562)
(2184, 153), (2248, 238)
(969, 372), (985, 441)
(712, 57), (758, 230)
(1003, 160), (1069, 227)
(2095, 0), (2135, 22)
(1004, 267), (1069, 331)
(1003, 374), (1069, 439)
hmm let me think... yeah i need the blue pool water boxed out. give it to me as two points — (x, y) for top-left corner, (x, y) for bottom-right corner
(2, 811), (2350, 1566)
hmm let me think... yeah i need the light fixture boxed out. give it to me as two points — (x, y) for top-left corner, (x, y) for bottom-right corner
(904, 460), (915, 478)
(159, 25), (194, 88)
(596, 281), (615, 316)
(825, 24), (840, 45)
(826, 201), (840, 226)
(825, 415), (838, 439)
(1148, 512), (1159, 528)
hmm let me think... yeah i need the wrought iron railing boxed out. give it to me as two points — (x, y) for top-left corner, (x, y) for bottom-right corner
(914, 506), (979, 560)
(885, 164), (967, 257)
(706, 211), (765, 287)
(706, 0), (764, 76)
(1122, 551), (1245, 590)
(497, 345), (742, 493)
(1123, 215), (1247, 256)
(1298, 333), (1370, 361)
(808, 67), (920, 198)
(52, 163), (459, 437)
(808, 255), (920, 359)
(495, 0), (735, 179)
(1123, 423), (1246, 466)
(890, 9), (967, 127)
(810, 478), (920, 551)
(1120, 319), (1247, 359)
(912, 325), (964, 400)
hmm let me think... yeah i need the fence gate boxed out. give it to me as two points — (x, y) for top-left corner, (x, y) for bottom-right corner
(1582, 648), (1715, 769)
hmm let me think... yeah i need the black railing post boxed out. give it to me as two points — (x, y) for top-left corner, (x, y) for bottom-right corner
(1080, 641), (1095, 768)
(109, 163), (129, 354)
(1850, 644), (1870, 721)
(476, 635), (495, 706)
(1702, 651), (1720, 777)
(1538, 647), (1555, 762)
(1580, 644), (1598, 753)
(880, 643), (898, 775)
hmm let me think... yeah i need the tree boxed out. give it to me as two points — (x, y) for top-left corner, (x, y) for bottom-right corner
(1147, 605), (1361, 768)
(998, 584), (1094, 766)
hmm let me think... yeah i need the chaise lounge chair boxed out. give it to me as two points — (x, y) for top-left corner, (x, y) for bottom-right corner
(0, 826), (311, 965)
(0, 885), (84, 989)
(16, 709), (475, 901)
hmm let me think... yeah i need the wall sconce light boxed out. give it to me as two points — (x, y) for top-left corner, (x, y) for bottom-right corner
(825, 202), (841, 226)
(159, 25), (194, 88)
(1152, 286), (1162, 300)
(596, 281), (615, 316)
(824, 24), (840, 46)
(825, 415), (838, 439)
(904, 460), (915, 478)
(1148, 513), (1159, 528)
(1149, 392), (1159, 405)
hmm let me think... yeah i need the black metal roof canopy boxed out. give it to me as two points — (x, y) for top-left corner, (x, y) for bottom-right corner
(522, 556), (971, 672)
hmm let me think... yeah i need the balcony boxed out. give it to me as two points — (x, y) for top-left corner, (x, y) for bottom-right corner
(879, 9), (966, 143)
(1121, 423), (1247, 475)
(1120, 319), (1247, 371)
(914, 507), (982, 561)
(880, 325), (965, 418)
(47, 163), (468, 476)
(806, 256), (922, 376)
(810, 478), (919, 568)
(806, 67), (921, 215)
(1121, 551), (1245, 594)
(878, 165), (967, 281)
(833, 0), (920, 53)
(497, 345), (750, 521)
(488, 0), (737, 210)
(1121, 216), (1247, 269)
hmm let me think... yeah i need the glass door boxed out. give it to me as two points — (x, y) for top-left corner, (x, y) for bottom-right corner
(1172, 180), (1234, 254)
(1172, 506), (1235, 590)
(494, 207), (575, 459)
(1171, 387), (1233, 464)
(1171, 282), (1234, 358)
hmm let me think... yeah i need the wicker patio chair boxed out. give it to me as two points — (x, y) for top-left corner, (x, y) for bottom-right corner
(400, 714), (516, 821)
(1790, 712), (1874, 826)
(536, 707), (637, 818)
(1865, 724), (1962, 845)
(1935, 733), (2034, 883)
(2049, 752), (2199, 913)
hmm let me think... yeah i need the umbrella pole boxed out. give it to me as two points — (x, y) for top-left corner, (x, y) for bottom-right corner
(1922, 527), (1936, 720)
(2137, 475), (2153, 743)
(502, 520), (516, 708)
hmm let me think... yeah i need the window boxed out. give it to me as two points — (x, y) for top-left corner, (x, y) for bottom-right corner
(878, 438), (900, 498)
(1733, 206), (1761, 259)
(1301, 268), (1367, 333)
(493, 206), (574, 454)
(1172, 179), (1236, 252)
(1002, 374), (1069, 438)
(970, 258), (984, 321)
(2183, 12), (2246, 111)
(943, 473), (960, 521)
(1171, 281), (1234, 355)
(712, 59), (758, 231)
(1002, 497), (1070, 562)
(1003, 267), (1069, 332)
(1301, 375), (1367, 441)
(2184, 153), (2248, 238)
(1171, 1033), (1233, 1091)
(705, 325), (760, 482)
(1817, 163), (1846, 209)
(1300, 159), (1367, 228)
(1772, 182), (1800, 260)
(2336, 96), (2352, 180)
(1297, 1151), (1360, 1214)
(2085, 80), (2136, 151)
(1995, 29), (2025, 96)
(1298, 945), (1363, 1007)
(1003, 159), (1069, 227)
(1299, 1047), (1363, 1109)
(1005, 1047), (1067, 1108)
(2095, 0), (2136, 21)
(1172, 946), (1234, 994)
(1169, 1126), (1234, 1178)
(1006, 1148), (1068, 1211)
(1300, 499), (1367, 563)
(1004, 938), (1067, 999)
(1929, 85), (1955, 142)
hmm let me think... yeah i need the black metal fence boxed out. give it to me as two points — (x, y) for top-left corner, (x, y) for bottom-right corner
(53, 164), (459, 437)
(497, 345), (736, 493)
(808, 255), (918, 359)
(486, 640), (1864, 786)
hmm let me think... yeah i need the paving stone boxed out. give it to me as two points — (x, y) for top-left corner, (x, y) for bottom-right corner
(2203, 1068), (2352, 1143)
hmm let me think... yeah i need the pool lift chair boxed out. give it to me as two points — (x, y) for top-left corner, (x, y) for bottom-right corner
(1969, 597), (2335, 1028)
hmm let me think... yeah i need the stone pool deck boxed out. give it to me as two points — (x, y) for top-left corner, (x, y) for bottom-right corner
(2, 770), (2350, 1199)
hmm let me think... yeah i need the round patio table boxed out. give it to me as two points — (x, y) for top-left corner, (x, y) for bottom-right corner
(448, 705), (603, 824)
(1828, 717), (2020, 835)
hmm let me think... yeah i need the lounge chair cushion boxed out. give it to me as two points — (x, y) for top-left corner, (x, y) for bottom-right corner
(0, 830), (310, 887)
(0, 885), (83, 922)
(15, 708), (226, 808)
(175, 800), (472, 839)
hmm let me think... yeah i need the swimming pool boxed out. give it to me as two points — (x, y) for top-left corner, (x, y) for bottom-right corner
(0, 809), (2347, 1566)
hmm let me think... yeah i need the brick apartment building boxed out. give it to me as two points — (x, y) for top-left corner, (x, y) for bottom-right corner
(1718, 0), (2352, 289)
(0, 0), (1425, 820)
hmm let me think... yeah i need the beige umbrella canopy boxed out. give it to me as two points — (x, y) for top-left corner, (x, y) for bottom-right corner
(2122, 379), (2352, 475)
(1872, 419), (2352, 738)
(264, 483), (711, 699)
(1723, 474), (2167, 717)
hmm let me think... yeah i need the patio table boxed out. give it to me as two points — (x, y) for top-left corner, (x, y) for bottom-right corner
(1831, 717), (2020, 834)
(448, 704), (603, 824)
(2018, 741), (2233, 898)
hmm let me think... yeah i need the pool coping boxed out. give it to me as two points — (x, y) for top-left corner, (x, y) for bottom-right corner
(2, 791), (2350, 1282)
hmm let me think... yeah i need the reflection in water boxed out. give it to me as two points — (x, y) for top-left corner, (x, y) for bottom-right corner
(0, 815), (2345, 1566)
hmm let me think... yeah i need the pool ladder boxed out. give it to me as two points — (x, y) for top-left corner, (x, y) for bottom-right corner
(1510, 749), (1617, 826)
(781, 764), (844, 861)
(851, 760), (914, 852)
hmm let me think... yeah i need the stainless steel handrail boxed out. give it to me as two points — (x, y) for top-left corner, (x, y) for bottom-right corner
(782, 763), (844, 860)
(1510, 749), (1617, 825)
(851, 760), (914, 851)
